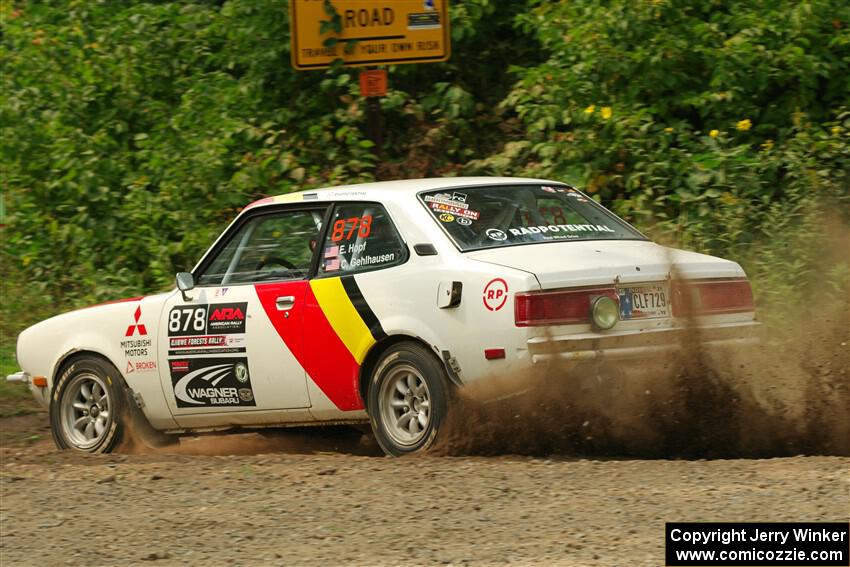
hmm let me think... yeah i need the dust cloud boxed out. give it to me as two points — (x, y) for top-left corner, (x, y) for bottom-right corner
(436, 311), (848, 457)
(436, 231), (849, 458)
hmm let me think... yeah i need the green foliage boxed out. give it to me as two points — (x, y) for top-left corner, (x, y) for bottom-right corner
(1, 0), (378, 304)
(0, 0), (847, 325)
(1, 0), (536, 308)
(467, 0), (850, 311)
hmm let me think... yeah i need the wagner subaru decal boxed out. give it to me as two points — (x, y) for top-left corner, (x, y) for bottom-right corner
(169, 357), (256, 408)
(167, 302), (248, 337)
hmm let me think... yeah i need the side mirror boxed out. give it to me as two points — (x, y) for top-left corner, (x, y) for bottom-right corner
(176, 272), (195, 302)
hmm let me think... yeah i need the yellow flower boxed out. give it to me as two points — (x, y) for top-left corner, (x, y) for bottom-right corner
(831, 126), (841, 135)
(761, 139), (774, 151)
(709, 129), (719, 138)
(584, 105), (596, 114)
(600, 107), (612, 120)
(736, 119), (752, 131)
(664, 127), (674, 133)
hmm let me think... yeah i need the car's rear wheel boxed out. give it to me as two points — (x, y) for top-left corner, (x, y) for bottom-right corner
(367, 342), (450, 456)
(51, 357), (126, 453)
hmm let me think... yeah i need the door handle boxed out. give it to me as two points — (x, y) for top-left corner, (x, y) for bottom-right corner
(275, 296), (296, 311)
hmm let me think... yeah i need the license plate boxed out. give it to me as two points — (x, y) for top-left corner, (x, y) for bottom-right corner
(618, 284), (670, 320)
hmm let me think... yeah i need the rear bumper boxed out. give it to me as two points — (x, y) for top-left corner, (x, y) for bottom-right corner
(527, 321), (760, 364)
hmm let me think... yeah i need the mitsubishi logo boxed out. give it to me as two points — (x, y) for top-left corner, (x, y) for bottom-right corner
(125, 306), (148, 336)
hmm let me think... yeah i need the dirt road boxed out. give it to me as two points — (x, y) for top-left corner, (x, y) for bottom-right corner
(2, 315), (848, 566)
(1, 414), (848, 567)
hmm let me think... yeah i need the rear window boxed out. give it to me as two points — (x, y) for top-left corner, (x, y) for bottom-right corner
(419, 184), (645, 251)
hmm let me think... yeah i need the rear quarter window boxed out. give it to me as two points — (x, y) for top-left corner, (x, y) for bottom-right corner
(317, 202), (407, 276)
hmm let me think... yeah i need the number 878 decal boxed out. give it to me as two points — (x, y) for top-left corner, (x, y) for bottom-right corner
(330, 215), (372, 242)
(168, 303), (248, 337)
(169, 306), (208, 335)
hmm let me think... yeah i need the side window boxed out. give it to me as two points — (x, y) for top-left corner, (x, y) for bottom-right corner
(318, 203), (406, 276)
(197, 209), (326, 286)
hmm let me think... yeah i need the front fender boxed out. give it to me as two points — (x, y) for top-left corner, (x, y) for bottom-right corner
(15, 294), (178, 429)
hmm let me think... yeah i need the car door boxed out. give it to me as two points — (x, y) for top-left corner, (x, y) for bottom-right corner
(158, 206), (328, 419)
(300, 202), (409, 417)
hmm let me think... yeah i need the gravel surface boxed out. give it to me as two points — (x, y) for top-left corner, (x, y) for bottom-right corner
(2, 318), (848, 565)
(1, 417), (848, 567)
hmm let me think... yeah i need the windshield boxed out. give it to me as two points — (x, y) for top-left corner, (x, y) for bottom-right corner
(419, 184), (646, 251)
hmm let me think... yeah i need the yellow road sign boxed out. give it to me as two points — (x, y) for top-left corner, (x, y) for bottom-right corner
(290, 0), (450, 70)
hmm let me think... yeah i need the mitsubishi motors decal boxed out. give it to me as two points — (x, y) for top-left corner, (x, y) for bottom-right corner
(120, 303), (155, 375)
(169, 357), (255, 408)
(125, 305), (148, 336)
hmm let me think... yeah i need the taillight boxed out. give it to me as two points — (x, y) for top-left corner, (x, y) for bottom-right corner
(673, 278), (754, 316)
(515, 287), (617, 327)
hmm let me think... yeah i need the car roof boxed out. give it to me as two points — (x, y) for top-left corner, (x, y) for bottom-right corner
(243, 176), (565, 211)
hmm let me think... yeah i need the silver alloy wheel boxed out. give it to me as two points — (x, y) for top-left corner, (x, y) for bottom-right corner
(60, 372), (111, 450)
(378, 363), (431, 447)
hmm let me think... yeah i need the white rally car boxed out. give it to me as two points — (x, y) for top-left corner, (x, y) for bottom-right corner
(7, 177), (759, 455)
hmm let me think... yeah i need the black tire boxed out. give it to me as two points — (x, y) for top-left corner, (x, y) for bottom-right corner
(50, 356), (127, 453)
(367, 342), (451, 456)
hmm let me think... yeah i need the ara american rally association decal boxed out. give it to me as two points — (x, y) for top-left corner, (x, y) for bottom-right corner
(167, 302), (248, 356)
(169, 357), (255, 407)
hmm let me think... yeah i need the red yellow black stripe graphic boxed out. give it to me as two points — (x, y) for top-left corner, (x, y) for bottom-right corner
(255, 275), (385, 411)
(340, 275), (387, 342)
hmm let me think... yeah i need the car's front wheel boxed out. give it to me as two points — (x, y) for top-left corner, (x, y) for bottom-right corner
(50, 356), (126, 453)
(367, 342), (450, 456)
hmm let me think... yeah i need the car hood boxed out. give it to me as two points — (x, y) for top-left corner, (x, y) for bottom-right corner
(465, 240), (745, 289)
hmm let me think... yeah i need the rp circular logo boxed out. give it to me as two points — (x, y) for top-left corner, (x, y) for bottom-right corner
(483, 278), (509, 311)
(485, 228), (507, 241)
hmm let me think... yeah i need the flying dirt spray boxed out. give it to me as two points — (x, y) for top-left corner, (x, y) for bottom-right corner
(435, 235), (849, 458)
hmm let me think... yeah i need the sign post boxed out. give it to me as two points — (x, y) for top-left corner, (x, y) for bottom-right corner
(359, 69), (387, 153)
(289, 0), (450, 170)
